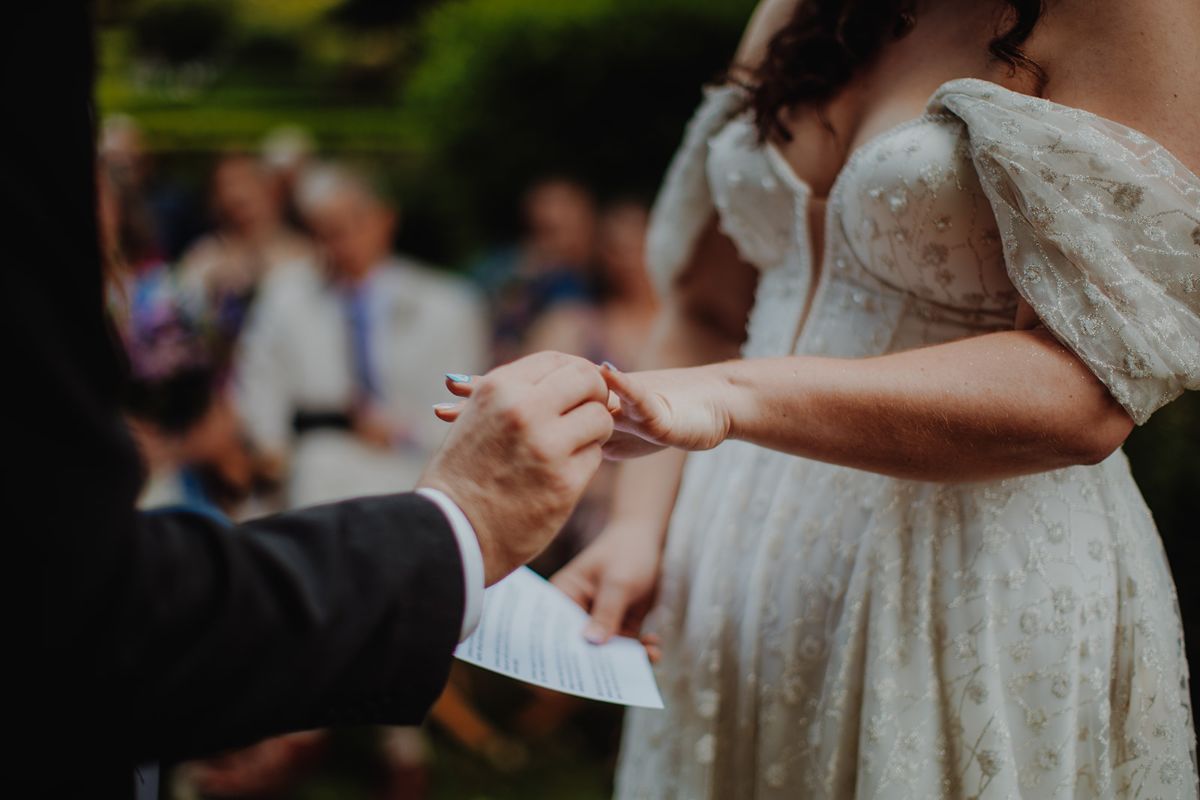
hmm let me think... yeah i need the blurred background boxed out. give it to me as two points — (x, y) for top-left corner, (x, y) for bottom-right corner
(92, 0), (1197, 797)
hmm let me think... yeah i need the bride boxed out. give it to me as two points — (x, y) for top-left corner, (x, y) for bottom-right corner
(541, 0), (1200, 796)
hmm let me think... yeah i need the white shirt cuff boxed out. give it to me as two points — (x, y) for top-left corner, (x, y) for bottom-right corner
(415, 487), (485, 641)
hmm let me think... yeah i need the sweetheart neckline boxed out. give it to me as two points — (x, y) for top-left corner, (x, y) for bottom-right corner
(759, 110), (958, 350)
(756, 73), (999, 204)
(738, 77), (1081, 349)
(762, 111), (954, 205)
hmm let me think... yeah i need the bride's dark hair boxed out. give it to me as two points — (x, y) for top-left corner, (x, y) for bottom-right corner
(744, 0), (1045, 141)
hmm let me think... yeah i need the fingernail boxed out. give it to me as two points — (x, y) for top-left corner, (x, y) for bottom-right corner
(583, 623), (607, 644)
(433, 403), (457, 411)
(600, 361), (619, 372)
(445, 373), (471, 383)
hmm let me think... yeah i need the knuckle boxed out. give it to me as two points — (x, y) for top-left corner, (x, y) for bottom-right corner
(604, 574), (632, 593)
(566, 359), (592, 378)
(591, 403), (615, 432)
(529, 429), (563, 462)
(532, 350), (569, 369)
(483, 381), (518, 413)
(499, 401), (527, 430)
(580, 439), (605, 465)
(588, 366), (610, 397)
(473, 375), (500, 402)
(576, 359), (604, 383)
(528, 438), (553, 464)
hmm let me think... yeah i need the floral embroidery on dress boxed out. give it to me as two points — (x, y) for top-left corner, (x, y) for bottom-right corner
(620, 78), (1199, 800)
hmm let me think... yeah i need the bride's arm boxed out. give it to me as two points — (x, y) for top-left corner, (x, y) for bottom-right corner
(603, 306), (1135, 483)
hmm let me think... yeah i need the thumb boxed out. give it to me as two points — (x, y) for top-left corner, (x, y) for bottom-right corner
(583, 577), (630, 645)
(601, 362), (651, 423)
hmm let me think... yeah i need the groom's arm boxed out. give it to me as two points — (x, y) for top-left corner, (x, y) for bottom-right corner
(118, 494), (470, 762)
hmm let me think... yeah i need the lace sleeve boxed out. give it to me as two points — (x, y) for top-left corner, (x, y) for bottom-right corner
(932, 79), (1200, 424)
(645, 85), (747, 295)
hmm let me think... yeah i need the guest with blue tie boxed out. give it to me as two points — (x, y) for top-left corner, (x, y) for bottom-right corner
(234, 163), (488, 508)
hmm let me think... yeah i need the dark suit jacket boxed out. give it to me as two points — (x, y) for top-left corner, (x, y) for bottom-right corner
(10, 6), (465, 795)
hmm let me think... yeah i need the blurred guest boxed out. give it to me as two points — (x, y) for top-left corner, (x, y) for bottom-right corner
(179, 152), (316, 361)
(526, 199), (658, 368)
(99, 114), (202, 262)
(235, 163), (487, 507)
(473, 177), (599, 365)
(99, 159), (255, 515)
(593, 200), (658, 365)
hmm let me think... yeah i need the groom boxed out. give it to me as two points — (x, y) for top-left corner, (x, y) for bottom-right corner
(17, 6), (613, 796)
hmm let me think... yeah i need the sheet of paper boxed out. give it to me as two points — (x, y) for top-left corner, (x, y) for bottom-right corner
(455, 567), (664, 709)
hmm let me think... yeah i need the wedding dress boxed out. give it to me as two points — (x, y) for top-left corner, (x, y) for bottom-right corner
(615, 79), (1199, 799)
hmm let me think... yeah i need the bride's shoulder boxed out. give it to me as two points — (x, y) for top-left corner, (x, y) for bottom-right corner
(1030, 0), (1200, 174)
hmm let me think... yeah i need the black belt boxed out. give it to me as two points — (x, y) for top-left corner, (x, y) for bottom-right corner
(292, 410), (353, 435)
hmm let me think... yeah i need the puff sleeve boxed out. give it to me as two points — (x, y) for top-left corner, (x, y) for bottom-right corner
(645, 84), (747, 295)
(932, 79), (1200, 424)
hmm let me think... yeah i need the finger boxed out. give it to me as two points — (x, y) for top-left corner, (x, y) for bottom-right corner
(444, 374), (478, 398)
(566, 439), (605, 483)
(433, 401), (465, 422)
(553, 401), (615, 454)
(551, 568), (595, 611)
(557, 442), (605, 502)
(600, 362), (650, 420)
(530, 360), (610, 417)
(583, 575), (632, 644)
(645, 644), (662, 664)
(606, 388), (622, 415)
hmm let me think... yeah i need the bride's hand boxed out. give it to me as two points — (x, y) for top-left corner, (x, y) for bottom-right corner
(551, 520), (664, 651)
(600, 362), (733, 455)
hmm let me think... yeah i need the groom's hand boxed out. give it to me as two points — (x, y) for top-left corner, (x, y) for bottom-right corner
(418, 352), (613, 585)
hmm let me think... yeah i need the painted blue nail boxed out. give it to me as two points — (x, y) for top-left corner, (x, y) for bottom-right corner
(445, 373), (471, 384)
(600, 361), (619, 372)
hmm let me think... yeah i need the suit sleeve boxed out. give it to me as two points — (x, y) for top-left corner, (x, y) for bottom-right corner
(125, 496), (466, 761)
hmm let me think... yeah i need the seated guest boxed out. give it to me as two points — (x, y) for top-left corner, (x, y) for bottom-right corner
(99, 114), (203, 261)
(235, 163), (487, 507)
(473, 177), (600, 366)
(179, 152), (316, 361)
(99, 157), (254, 515)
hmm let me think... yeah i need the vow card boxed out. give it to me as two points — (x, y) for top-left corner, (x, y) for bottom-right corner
(455, 566), (664, 709)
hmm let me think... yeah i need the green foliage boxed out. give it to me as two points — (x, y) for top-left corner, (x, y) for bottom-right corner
(1125, 391), (1200, 540)
(230, 27), (305, 73)
(399, 0), (757, 255)
(101, 0), (758, 259)
(131, 0), (234, 65)
(331, 0), (443, 27)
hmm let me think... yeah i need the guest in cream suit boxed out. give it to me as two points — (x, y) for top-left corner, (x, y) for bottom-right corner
(236, 164), (487, 507)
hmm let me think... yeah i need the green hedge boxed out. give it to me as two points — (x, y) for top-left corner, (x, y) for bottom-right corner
(398, 0), (757, 255)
